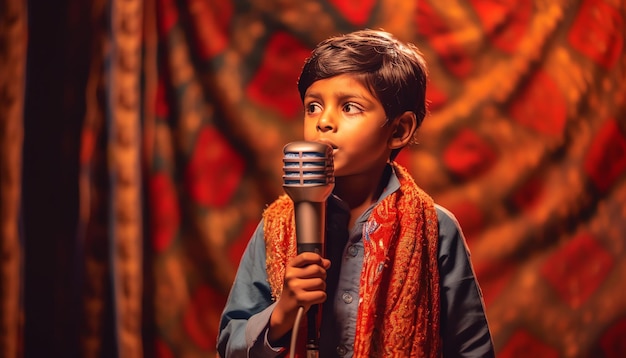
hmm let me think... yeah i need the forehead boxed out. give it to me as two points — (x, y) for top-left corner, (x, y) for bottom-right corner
(305, 74), (377, 99)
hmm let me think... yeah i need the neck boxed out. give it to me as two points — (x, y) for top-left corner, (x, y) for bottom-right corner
(333, 164), (391, 226)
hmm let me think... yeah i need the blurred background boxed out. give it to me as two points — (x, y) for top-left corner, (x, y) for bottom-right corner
(1, 0), (625, 357)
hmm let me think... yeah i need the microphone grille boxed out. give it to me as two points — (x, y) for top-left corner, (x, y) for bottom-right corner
(283, 141), (334, 186)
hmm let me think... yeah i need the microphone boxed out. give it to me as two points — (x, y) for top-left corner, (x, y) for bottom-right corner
(282, 141), (335, 255)
(282, 141), (334, 358)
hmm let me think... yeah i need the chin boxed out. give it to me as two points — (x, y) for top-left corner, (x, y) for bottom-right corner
(332, 167), (358, 179)
(331, 166), (347, 178)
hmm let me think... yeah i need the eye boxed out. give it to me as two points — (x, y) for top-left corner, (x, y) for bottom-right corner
(343, 102), (364, 114)
(305, 102), (322, 115)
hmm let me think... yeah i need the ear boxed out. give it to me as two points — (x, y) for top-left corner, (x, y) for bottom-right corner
(388, 111), (417, 150)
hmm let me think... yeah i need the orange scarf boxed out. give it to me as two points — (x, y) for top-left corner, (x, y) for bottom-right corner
(264, 163), (441, 357)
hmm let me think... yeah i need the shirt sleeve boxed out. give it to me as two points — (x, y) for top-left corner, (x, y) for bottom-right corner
(216, 221), (287, 357)
(436, 206), (496, 358)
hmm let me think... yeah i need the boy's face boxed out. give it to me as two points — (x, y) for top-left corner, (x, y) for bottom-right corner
(302, 74), (394, 178)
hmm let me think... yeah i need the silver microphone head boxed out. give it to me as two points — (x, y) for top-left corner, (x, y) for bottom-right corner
(282, 141), (334, 203)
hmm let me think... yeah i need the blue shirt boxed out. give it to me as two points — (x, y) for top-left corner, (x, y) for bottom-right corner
(217, 168), (495, 357)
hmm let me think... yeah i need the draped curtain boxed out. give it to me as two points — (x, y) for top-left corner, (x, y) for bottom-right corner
(1, 0), (625, 357)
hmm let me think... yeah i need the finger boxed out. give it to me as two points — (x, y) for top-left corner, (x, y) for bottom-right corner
(285, 264), (327, 281)
(290, 252), (325, 267)
(279, 279), (327, 311)
(283, 269), (327, 292)
(292, 277), (327, 292)
(298, 291), (327, 307)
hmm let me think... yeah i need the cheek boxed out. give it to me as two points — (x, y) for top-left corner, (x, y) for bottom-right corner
(303, 127), (316, 141)
(351, 129), (389, 150)
(302, 119), (317, 138)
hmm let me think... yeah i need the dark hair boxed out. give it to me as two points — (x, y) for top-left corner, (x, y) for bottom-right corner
(298, 29), (428, 131)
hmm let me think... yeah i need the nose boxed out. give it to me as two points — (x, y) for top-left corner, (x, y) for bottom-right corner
(316, 112), (335, 132)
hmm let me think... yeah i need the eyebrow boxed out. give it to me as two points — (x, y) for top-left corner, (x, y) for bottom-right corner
(304, 90), (375, 104)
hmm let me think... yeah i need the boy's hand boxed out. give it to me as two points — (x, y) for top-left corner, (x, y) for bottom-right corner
(268, 252), (331, 343)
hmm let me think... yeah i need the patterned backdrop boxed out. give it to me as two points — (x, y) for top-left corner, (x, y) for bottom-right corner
(1, 0), (625, 357)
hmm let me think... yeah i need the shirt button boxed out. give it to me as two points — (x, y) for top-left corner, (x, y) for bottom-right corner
(341, 291), (353, 304)
(347, 245), (358, 257)
(336, 345), (347, 356)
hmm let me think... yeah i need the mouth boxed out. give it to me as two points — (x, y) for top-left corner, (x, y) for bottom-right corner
(314, 139), (337, 150)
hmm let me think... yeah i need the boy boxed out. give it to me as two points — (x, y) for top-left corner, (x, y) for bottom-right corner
(217, 29), (494, 357)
